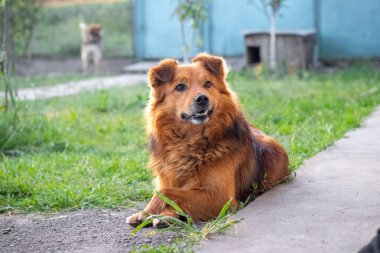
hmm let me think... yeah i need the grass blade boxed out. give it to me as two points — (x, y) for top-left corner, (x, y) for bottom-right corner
(155, 215), (189, 227)
(156, 191), (186, 217)
(216, 197), (233, 220)
(130, 218), (153, 237)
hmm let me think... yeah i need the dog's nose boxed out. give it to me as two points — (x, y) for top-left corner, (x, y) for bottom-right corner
(194, 95), (209, 107)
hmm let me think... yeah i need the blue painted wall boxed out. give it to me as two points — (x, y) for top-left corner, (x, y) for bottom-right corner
(134, 0), (380, 60)
(319, 0), (380, 59)
(208, 0), (314, 56)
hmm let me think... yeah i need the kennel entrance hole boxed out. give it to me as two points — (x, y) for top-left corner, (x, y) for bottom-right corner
(247, 46), (261, 65)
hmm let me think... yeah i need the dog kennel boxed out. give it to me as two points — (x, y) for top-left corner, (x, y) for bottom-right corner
(243, 30), (316, 69)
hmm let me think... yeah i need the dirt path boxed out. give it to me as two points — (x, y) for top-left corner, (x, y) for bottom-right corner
(0, 74), (147, 101)
(0, 208), (178, 253)
(15, 58), (133, 77)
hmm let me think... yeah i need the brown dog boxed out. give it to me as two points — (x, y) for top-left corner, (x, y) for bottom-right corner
(126, 53), (289, 227)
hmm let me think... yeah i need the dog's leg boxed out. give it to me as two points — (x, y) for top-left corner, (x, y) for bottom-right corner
(252, 131), (290, 191)
(126, 188), (232, 227)
(81, 49), (88, 74)
(94, 50), (101, 75)
(94, 60), (100, 75)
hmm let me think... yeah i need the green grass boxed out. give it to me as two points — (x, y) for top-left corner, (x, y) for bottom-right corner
(1, 64), (380, 214)
(29, 1), (133, 58)
(1, 85), (150, 212)
(0, 74), (91, 91)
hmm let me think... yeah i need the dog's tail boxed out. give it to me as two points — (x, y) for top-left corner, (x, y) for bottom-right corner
(79, 22), (87, 30)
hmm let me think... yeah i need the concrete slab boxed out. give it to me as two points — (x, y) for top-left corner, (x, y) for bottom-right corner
(198, 107), (380, 253)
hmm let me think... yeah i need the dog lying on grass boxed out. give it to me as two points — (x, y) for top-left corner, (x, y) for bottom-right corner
(79, 22), (102, 74)
(126, 53), (289, 227)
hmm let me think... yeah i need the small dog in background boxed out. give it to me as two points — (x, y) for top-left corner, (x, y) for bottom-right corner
(79, 22), (102, 74)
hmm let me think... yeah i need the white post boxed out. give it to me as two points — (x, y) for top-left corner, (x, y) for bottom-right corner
(180, 22), (190, 64)
(269, 9), (276, 71)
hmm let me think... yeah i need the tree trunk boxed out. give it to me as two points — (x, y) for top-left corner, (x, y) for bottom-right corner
(2, 0), (15, 110)
(2, 0), (9, 110)
(180, 21), (189, 64)
(269, 10), (276, 71)
(23, 18), (36, 59)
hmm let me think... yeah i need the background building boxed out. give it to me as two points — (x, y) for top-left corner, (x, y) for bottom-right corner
(133, 0), (380, 61)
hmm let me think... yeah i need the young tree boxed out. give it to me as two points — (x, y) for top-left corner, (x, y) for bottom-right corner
(12, 0), (43, 57)
(172, 0), (210, 63)
(0, 0), (43, 58)
(1, 0), (15, 111)
(250, 0), (286, 71)
(0, 0), (43, 110)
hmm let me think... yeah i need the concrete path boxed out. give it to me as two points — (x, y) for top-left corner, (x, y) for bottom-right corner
(198, 107), (380, 253)
(0, 74), (146, 101)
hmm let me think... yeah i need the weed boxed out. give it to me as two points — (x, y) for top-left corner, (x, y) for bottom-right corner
(130, 193), (241, 253)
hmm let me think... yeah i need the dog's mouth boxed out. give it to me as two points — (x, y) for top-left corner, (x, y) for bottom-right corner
(180, 108), (213, 125)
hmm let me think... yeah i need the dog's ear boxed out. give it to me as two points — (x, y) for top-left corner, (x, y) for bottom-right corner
(148, 59), (178, 88)
(192, 53), (227, 79)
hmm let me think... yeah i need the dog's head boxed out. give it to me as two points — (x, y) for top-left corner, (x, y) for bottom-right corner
(89, 24), (102, 35)
(79, 23), (102, 40)
(147, 53), (239, 127)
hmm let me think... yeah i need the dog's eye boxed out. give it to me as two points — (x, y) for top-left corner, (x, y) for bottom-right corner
(175, 83), (186, 92)
(204, 81), (212, 89)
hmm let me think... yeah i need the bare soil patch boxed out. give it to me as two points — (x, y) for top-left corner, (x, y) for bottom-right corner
(0, 208), (178, 253)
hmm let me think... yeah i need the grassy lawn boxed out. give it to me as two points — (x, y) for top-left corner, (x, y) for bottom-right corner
(29, 1), (133, 58)
(1, 64), (380, 213)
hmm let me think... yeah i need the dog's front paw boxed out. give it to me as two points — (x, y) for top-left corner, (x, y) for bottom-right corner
(152, 210), (179, 229)
(126, 211), (150, 227)
(152, 216), (173, 229)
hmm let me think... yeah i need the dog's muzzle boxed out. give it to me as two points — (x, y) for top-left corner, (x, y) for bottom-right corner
(181, 95), (213, 125)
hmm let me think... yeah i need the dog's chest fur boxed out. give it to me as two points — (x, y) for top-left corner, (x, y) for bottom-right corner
(149, 118), (250, 183)
(150, 134), (231, 180)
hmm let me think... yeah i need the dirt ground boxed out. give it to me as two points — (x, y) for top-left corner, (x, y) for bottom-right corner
(0, 208), (179, 253)
(15, 58), (134, 77)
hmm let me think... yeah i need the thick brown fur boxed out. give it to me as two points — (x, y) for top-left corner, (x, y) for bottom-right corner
(126, 53), (289, 226)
